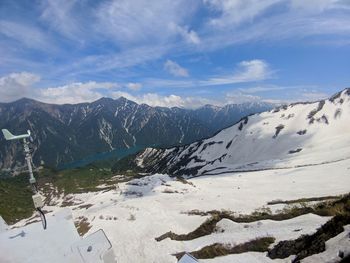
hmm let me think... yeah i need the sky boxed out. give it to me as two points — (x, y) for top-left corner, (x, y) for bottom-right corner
(0, 0), (350, 108)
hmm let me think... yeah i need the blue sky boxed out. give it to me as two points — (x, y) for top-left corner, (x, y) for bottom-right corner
(0, 0), (350, 107)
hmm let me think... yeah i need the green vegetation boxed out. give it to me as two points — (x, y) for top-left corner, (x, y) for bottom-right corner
(111, 153), (142, 174)
(0, 163), (145, 224)
(46, 166), (114, 194)
(0, 175), (33, 224)
(174, 237), (275, 260)
(0, 170), (11, 179)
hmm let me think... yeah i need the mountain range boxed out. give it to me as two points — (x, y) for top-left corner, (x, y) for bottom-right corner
(115, 88), (350, 176)
(0, 97), (273, 171)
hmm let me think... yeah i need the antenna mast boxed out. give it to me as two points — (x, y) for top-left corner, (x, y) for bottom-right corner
(1, 129), (46, 229)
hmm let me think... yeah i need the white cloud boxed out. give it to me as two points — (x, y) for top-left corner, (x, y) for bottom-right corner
(2, 0), (350, 81)
(0, 72), (40, 102)
(111, 91), (184, 107)
(0, 20), (54, 51)
(96, 0), (198, 46)
(38, 81), (120, 104)
(111, 90), (226, 108)
(0, 72), (329, 108)
(144, 59), (274, 88)
(37, 85), (329, 107)
(238, 85), (286, 93)
(181, 29), (201, 45)
(111, 89), (278, 108)
(290, 0), (344, 13)
(30, 0), (201, 78)
(164, 60), (189, 77)
(143, 78), (194, 88)
(225, 92), (262, 104)
(58, 58), (274, 93)
(238, 84), (319, 94)
(204, 0), (281, 28)
(170, 23), (201, 44)
(203, 59), (273, 86)
(126, 82), (142, 91)
(203, 0), (349, 29)
(234, 60), (273, 81)
(62, 45), (170, 75)
(200, 0), (350, 51)
(40, 0), (83, 40)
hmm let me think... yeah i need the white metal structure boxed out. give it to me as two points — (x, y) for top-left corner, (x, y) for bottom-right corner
(2, 129), (31, 141)
(1, 129), (46, 229)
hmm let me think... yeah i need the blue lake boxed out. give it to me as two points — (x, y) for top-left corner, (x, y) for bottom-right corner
(57, 145), (151, 170)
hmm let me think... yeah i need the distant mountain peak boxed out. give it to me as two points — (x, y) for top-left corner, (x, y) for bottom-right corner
(341, 87), (350, 97)
(92, 97), (116, 106)
(116, 96), (129, 102)
(12, 97), (37, 104)
(114, 96), (138, 105)
(329, 88), (350, 103)
(95, 97), (114, 102)
(91, 96), (139, 108)
(199, 104), (221, 110)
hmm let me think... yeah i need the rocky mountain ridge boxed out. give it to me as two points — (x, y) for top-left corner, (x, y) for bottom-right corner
(0, 97), (273, 170)
(118, 88), (350, 176)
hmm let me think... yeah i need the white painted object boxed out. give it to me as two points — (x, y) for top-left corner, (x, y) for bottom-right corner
(32, 194), (44, 208)
(1, 129), (31, 141)
(0, 208), (117, 263)
(178, 253), (199, 263)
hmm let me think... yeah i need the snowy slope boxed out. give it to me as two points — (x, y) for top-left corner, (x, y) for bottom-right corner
(15, 157), (350, 263)
(132, 88), (350, 176)
(6, 129), (350, 262)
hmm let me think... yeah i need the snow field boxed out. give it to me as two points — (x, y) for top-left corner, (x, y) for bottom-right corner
(51, 158), (350, 262)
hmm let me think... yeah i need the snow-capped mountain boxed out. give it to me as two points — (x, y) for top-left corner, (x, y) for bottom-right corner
(191, 101), (273, 130)
(123, 88), (350, 176)
(0, 97), (272, 170)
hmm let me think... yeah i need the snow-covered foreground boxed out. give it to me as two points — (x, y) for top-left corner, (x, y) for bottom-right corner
(20, 157), (349, 263)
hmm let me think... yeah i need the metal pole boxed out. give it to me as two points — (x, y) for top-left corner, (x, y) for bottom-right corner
(23, 138), (37, 193)
(1, 129), (46, 229)
(22, 138), (46, 229)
